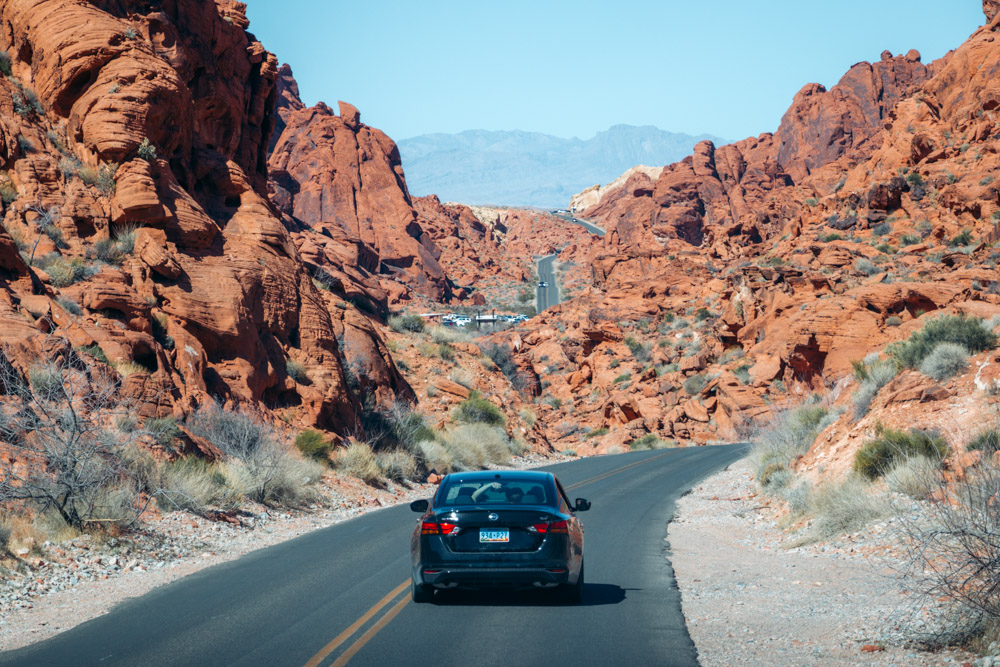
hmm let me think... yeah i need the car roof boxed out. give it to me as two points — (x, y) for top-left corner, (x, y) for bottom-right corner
(442, 470), (553, 483)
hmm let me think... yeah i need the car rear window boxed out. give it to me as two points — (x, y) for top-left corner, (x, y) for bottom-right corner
(437, 478), (553, 507)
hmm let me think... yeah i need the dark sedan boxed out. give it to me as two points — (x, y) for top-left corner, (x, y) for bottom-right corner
(409, 470), (590, 603)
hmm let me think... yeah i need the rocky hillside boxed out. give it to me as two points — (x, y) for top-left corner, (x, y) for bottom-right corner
(511, 5), (1000, 461)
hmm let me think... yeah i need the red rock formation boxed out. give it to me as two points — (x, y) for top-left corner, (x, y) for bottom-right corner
(269, 97), (453, 301)
(0, 0), (411, 436)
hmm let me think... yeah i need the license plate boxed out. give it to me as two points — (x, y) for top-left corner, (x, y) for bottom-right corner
(479, 528), (509, 543)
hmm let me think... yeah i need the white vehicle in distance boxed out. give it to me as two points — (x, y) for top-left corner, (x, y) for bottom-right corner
(452, 316), (472, 326)
(538, 281), (548, 288)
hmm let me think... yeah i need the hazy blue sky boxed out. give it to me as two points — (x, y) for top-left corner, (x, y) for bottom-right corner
(245, 1), (985, 142)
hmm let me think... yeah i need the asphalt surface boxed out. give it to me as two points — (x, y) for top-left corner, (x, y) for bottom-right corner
(1, 445), (747, 667)
(553, 212), (606, 237)
(536, 252), (559, 313)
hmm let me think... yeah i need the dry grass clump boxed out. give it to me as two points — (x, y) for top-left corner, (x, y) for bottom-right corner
(335, 441), (382, 485)
(808, 475), (891, 538)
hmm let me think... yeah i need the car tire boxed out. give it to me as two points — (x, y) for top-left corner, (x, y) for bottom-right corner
(561, 561), (584, 604)
(411, 578), (434, 603)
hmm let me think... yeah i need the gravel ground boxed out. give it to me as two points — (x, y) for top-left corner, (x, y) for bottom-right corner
(0, 452), (560, 651)
(669, 458), (977, 666)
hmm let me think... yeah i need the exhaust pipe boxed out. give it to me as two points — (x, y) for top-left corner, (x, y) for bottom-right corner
(532, 582), (559, 589)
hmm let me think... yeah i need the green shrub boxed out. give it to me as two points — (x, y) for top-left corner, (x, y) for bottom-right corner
(759, 462), (791, 490)
(851, 356), (897, 418)
(809, 476), (890, 537)
(146, 416), (180, 448)
(629, 434), (670, 451)
(45, 256), (92, 287)
(453, 391), (505, 427)
(295, 429), (332, 464)
(336, 441), (381, 484)
(613, 372), (631, 384)
(949, 228), (973, 247)
(853, 427), (948, 480)
(0, 51), (11, 77)
(286, 359), (308, 383)
(854, 258), (879, 276)
(683, 373), (709, 396)
(137, 137), (157, 162)
(57, 297), (81, 316)
(479, 342), (524, 392)
(584, 427), (608, 439)
(886, 316), (903, 327)
(919, 342), (969, 381)
(388, 313), (425, 333)
(751, 402), (831, 481)
(967, 428), (1000, 454)
(376, 450), (418, 482)
(887, 314), (996, 369)
(76, 344), (108, 364)
(624, 336), (651, 362)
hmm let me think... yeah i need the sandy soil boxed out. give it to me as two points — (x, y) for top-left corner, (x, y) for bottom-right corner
(669, 458), (974, 666)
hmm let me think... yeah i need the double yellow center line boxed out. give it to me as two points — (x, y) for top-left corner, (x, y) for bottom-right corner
(304, 450), (675, 666)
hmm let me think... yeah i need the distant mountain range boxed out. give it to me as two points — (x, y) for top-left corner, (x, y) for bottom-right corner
(396, 125), (727, 208)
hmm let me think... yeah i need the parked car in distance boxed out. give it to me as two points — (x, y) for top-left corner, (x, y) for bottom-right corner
(452, 316), (472, 326)
(409, 470), (590, 603)
(538, 281), (548, 288)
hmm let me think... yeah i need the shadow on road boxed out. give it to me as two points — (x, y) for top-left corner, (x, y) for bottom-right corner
(430, 583), (634, 607)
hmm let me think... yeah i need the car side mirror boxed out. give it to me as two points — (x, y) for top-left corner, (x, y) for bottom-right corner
(574, 498), (591, 512)
(410, 499), (429, 513)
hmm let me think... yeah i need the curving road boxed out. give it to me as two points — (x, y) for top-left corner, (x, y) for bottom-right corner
(536, 252), (559, 313)
(1, 445), (747, 667)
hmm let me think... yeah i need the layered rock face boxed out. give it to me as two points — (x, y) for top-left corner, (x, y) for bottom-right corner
(0, 0), (411, 434)
(514, 6), (1000, 452)
(268, 77), (454, 302)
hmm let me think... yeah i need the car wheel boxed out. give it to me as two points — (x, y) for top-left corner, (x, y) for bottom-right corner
(411, 578), (434, 603)
(561, 561), (584, 604)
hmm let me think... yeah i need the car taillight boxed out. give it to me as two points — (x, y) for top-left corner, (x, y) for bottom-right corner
(531, 520), (569, 534)
(421, 521), (457, 535)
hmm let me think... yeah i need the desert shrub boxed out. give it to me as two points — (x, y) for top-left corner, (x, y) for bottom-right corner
(888, 314), (996, 369)
(430, 326), (469, 344)
(629, 434), (670, 451)
(613, 372), (631, 384)
(886, 315), (903, 327)
(853, 427), (948, 480)
(809, 476), (891, 537)
(759, 463), (792, 491)
(584, 427), (609, 439)
(295, 429), (332, 464)
(683, 373), (709, 396)
(388, 313), (425, 333)
(919, 342), (969, 381)
(891, 456), (1000, 645)
(360, 399), (434, 453)
(45, 256), (92, 287)
(854, 258), (880, 276)
(884, 455), (940, 499)
(286, 359), (308, 384)
(851, 356), (898, 419)
(733, 364), (751, 385)
(439, 423), (517, 469)
(375, 450), (418, 482)
(137, 137), (157, 162)
(0, 51), (11, 77)
(609, 358), (620, 369)
(751, 402), (830, 481)
(968, 428), (1000, 454)
(624, 336), (651, 362)
(479, 342), (524, 392)
(75, 343), (109, 364)
(872, 221), (892, 236)
(146, 416), (180, 448)
(519, 408), (537, 428)
(336, 441), (381, 484)
(42, 223), (67, 248)
(0, 355), (148, 528)
(949, 228), (973, 247)
(453, 391), (505, 427)
(56, 297), (81, 315)
(157, 458), (231, 512)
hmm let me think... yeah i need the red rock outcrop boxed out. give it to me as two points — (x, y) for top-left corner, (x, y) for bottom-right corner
(0, 0), (412, 436)
(269, 96), (454, 301)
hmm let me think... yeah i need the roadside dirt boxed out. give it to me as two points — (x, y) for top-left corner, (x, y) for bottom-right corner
(669, 458), (973, 666)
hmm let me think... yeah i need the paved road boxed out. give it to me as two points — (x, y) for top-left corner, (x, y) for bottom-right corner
(1, 445), (747, 667)
(536, 252), (559, 313)
(553, 212), (606, 237)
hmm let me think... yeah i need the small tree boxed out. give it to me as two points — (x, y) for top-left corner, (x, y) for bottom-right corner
(0, 344), (148, 528)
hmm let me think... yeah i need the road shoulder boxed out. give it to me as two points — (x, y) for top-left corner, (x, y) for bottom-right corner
(668, 458), (970, 666)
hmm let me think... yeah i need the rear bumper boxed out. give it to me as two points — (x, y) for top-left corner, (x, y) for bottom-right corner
(417, 564), (570, 588)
